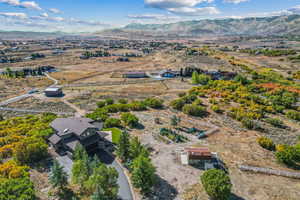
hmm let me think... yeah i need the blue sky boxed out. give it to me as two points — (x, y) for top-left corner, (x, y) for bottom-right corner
(0, 0), (299, 32)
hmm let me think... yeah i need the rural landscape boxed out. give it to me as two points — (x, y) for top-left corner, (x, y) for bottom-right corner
(1, 0), (300, 200)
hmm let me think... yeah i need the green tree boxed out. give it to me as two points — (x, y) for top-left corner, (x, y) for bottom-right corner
(121, 113), (139, 128)
(71, 159), (89, 190)
(96, 101), (106, 108)
(276, 146), (300, 167)
(131, 155), (156, 195)
(116, 131), (130, 162)
(129, 137), (149, 161)
(49, 160), (68, 192)
(86, 165), (119, 199)
(170, 98), (185, 110)
(144, 98), (163, 109)
(201, 169), (232, 200)
(105, 98), (114, 105)
(198, 74), (211, 85)
(0, 114), (3, 121)
(73, 144), (88, 161)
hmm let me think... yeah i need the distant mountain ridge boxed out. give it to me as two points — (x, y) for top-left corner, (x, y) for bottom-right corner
(113, 14), (300, 37)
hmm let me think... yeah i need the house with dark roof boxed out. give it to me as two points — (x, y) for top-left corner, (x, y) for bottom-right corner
(48, 117), (107, 157)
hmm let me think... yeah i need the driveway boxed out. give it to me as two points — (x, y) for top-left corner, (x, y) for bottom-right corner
(57, 150), (133, 200)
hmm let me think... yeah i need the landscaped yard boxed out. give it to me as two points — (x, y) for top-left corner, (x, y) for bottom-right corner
(103, 128), (122, 144)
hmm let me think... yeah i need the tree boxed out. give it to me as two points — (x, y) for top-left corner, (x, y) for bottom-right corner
(0, 114), (3, 121)
(129, 137), (149, 161)
(73, 144), (88, 161)
(105, 98), (114, 105)
(49, 160), (68, 192)
(86, 165), (119, 200)
(131, 155), (156, 195)
(96, 101), (106, 108)
(71, 159), (89, 190)
(275, 145), (300, 167)
(201, 169), (232, 200)
(121, 113), (139, 128)
(116, 131), (130, 162)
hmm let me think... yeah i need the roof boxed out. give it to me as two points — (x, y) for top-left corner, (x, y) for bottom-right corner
(50, 117), (97, 137)
(185, 147), (212, 157)
(65, 137), (80, 151)
(45, 87), (62, 92)
(48, 134), (62, 145)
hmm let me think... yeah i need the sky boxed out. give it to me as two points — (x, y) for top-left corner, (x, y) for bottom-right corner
(0, 0), (299, 32)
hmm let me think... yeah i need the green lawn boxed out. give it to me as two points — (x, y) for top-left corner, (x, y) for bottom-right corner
(103, 128), (122, 144)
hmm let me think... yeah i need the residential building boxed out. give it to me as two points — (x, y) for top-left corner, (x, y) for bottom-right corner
(48, 117), (108, 157)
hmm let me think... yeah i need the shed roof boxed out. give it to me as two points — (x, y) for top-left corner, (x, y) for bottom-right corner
(48, 134), (62, 145)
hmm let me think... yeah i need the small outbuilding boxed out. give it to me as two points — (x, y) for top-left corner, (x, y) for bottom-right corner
(123, 72), (147, 78)
(44, 86), (63, 97)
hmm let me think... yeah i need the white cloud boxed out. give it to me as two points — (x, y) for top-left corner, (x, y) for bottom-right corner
(168, 6), (219, 15)
(0, 12), (27, 19)
(49, 8), (62, 14)
(127, 13), (180, 20)
(223, 0), (248, 4)
(145, 0), (213, 9)
(0, 0), (41, 10)
(288, 5), (300, 14)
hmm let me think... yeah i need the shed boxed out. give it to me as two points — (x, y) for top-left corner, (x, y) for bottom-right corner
(123, 72), (147, 78)
(44, 86), (63, 97)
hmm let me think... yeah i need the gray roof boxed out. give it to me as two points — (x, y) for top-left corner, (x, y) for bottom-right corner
(50, 117), (97, 137)
(48, 134), (62, 145)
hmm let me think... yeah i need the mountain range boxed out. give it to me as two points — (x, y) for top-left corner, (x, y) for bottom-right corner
(101, 14), (300, 38)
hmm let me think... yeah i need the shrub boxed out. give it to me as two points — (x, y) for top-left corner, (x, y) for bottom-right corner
(182, 95), (197, 104)
(105, 98), (114, 105)
(170, 99), (185, 110)
(286, 110), (300, 121)
(241, 118), (257, 130)
(201, 169), (232, 200)
(121, 113), (139, 128)
(178, 92), (186, 98)
(96, 101), (106, 108)
(144, 98), (163, 109)
(104, 118), (122, 128)
(183, 104), (207, 117)
(265, 118), (284, 128)
(275, 146), (300, 167)
(193, 99), (203, 106)
(257, 137), (275, 151)
(198, 74), (211, 85)
(211, 105), (223, 113)
(128, 101), (147, 111)
(118, 99), (128, 104)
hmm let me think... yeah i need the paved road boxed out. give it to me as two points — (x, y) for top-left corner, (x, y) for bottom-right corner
(57, 150), (133, 200)
(0, 94), (32, 106)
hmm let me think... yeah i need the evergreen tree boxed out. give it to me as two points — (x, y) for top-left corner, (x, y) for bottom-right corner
(116, 131), (130, 162)
(86, 165), (119, 199)
(129, 137), (149, 161)
(131, 155), (156, 195)
(73, 144), (87, 161)
(49, 160), (68, 192)
(71, 159), (89, 190)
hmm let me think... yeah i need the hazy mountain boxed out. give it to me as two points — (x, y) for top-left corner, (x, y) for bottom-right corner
(103, 15), (300, 38)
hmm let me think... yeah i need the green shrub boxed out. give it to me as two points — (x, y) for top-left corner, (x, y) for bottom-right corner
(286, 110), (300, 121)
(241, 118), (256, 130)
(211, 105), (223, 113)
(104, 118), (122, 128)
(182, 104), (207, 117)
(257, 137), (275, 151)
(170, 99), (185, 110)
(144, 98), (163, 109)
(201, 169), (232, 200)
(128, 101), (147, 111)
(265, 118), (284, 128)
(96, 101), (106, 108)
(275, 146), (300, 167)
(198, 74), (211, 85)
(193, 99), (203, 106)
(118, 99), (128, 104)
(121, 113), (139, 128)
(105, 98), (114, 105)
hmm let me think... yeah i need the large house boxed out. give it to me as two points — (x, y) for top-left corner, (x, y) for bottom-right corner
(48, 117), (107, 157)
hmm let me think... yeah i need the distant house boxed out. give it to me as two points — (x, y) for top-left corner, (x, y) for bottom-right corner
(159, 69), (180, 78)
(123, 72), (147, 78)
(44, 86), (63, 97)
(179, 147), (219, 170)
(48, 117), (107, 157)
